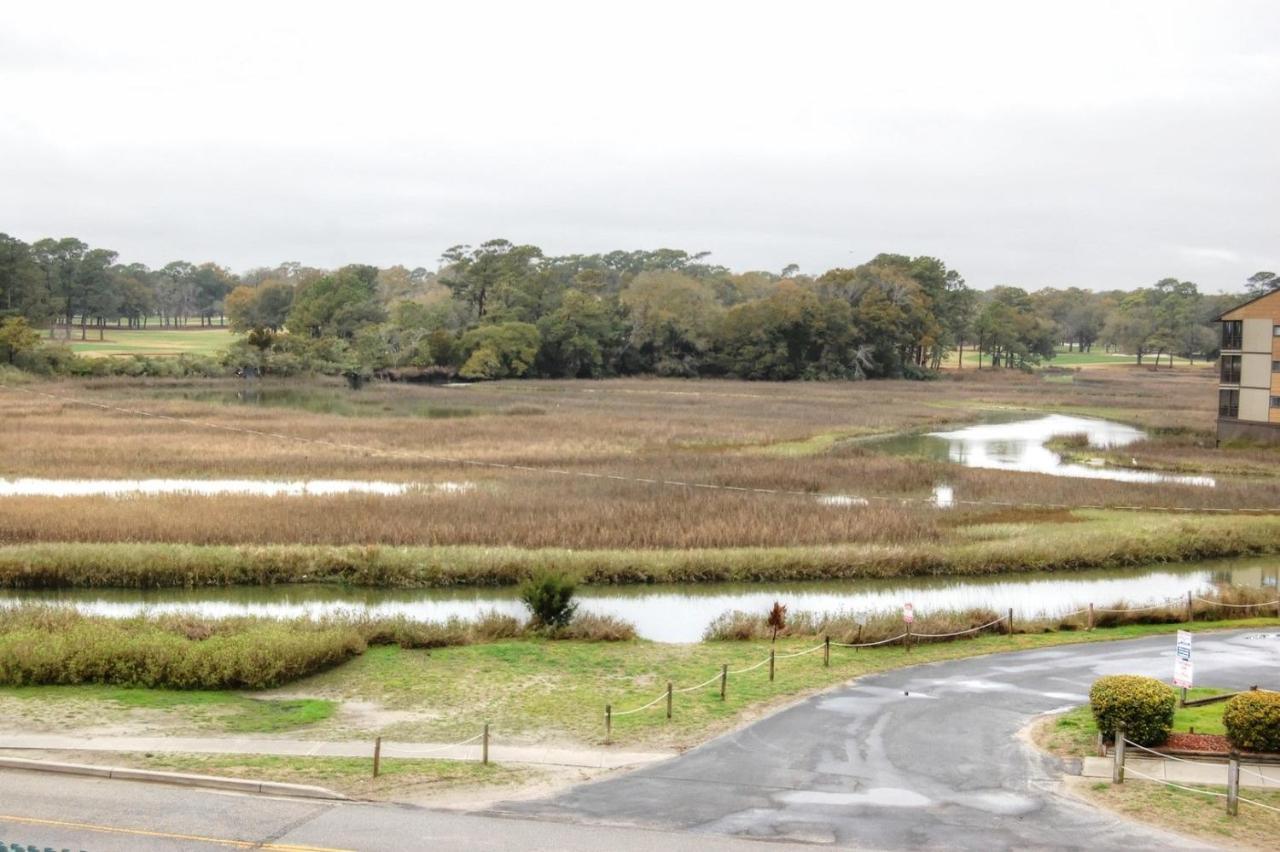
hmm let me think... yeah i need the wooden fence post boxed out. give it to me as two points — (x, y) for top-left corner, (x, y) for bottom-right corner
(1186, 590), (1193, 623)
(824, 635), (830, 668)
(1087, 603), (1094, 631)
(605, 704), (612, 744)
(482, 723), (490, 765)
(905, 625), (912, 653)
(720, 664), (727, 701)
(1009, 607), (1015, 637)
(1227, 751), (1240, 816)
(769, 649), (776, 682)
(1112, 725), (1125, 784)
(373, 736), (382, 778)
(666, 682), (673, 719)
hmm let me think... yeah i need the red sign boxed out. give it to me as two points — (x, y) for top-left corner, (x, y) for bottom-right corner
(903, 603), (915, 624)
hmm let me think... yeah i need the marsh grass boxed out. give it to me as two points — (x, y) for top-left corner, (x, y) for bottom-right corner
(703, 586), (1280, 641)
(4, 371), (1276, 550)
(2, 509), (1278, 589)
(0, 606), (635, 689)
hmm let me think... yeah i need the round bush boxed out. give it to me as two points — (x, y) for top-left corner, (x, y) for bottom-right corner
(1223, 691), (1280, 753)
(1089, 674), (1176, 746)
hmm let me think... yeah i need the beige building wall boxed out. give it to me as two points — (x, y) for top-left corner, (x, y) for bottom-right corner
(1242, 318), (1273, 352)
(1241, 352), (1271, 392)
(1239, 387), (1270, 422)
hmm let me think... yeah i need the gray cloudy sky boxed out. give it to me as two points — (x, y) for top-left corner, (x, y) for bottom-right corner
(2, 1), (1277, 291)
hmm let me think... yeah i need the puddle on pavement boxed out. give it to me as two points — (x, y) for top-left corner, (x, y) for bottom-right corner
(781, 789), (932, 808)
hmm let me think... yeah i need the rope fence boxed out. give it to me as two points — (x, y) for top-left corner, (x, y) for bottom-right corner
(606, 591), (1279, 738)
(1116, 732), (1280, 818)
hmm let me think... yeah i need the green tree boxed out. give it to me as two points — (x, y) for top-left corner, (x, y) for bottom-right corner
(620, 271), (720, 376)
(288, 265), (385, 339)
(535, 290), (619, 377)
(0, 316), (40, 364)
(1244, 271), (1278, 298)
(458, 322), (541, 379)
(712, 282), (864, 380)
(440, 240), (544, 321)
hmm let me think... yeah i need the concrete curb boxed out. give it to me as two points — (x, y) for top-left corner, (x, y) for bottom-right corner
(0, 756), (349, 800)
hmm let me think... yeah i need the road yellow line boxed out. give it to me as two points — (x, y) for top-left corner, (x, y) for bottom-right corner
(0, 812), (353, 851)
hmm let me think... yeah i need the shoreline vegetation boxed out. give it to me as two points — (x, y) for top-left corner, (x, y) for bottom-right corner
(2, 511), (1279, 589)
(0, 587), (1273, 691)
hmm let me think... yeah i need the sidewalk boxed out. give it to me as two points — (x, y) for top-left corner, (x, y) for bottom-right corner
(0, 734), (673, 770)
(1082, 755), (1280, 789)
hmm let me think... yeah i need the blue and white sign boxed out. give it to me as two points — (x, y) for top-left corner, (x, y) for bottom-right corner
(1173, 630), (1193, 688)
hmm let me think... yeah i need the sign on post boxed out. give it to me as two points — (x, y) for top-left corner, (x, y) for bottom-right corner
(1173, 630), (1193, 688)
(902, 603), (915, 624)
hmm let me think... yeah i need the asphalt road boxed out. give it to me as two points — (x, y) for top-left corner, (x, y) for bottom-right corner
(0, 771), (811, 852)
(1, 629), (1275, 850)
(497, 628), (1279, 849)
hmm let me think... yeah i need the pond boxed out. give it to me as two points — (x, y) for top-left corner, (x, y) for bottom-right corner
(873, 413), (1215, 487)
(7, 557), (1274, 642)
(149, 385), (482, 419)
(0, 479), (472, 497)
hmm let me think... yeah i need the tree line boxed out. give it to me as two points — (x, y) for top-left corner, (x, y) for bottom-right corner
(1, 233), (1274, 379)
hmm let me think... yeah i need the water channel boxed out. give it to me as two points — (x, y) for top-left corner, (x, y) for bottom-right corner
(2, 412), (1251, 641)
(4, 558), (1274, 642)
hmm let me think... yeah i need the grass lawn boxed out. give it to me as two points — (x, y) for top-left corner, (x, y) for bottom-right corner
(3, 618), (1272, 749)
(101, 752), (534, 799)
(1040, 687), (1233, 757)
(0, 685), (335, 733)
(1076, 779), (1280, 850)
(59, 327), (238, 358)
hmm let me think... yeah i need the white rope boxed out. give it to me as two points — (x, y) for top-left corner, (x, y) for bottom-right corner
(831, 632), (910, 648)
(1123, 744), (1280, 811)
(674, 672), (724, 694)
(1122, 764), (1229, 798)
(1194, 597), (1280, 608)
(7, 382), (1280, 516)
(727, 657), (772, 675)
(1123, 738), (1195, 764)
(773, 643), (826, 659)
(408, 732), (485, 754)
(611, 691), (669, 717)
(1238, 794), (1280, 814)
(1236, 763), (1280, 785)
(911, 615), (1008, 639)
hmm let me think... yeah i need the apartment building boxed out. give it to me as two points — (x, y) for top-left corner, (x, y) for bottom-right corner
(1217, 288), (1280, 442)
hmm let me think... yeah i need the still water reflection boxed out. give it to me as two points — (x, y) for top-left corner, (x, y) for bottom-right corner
(6, 558), (1273, 642)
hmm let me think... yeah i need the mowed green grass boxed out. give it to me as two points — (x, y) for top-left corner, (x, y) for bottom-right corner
(0, 684), (335, 732)
(935, 347), (1213, 369)
(61, 328), (237, 358)
(1046, 687), (1233, 756)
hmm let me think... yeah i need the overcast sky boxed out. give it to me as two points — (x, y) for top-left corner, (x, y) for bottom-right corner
(2, 1), (1277, 291)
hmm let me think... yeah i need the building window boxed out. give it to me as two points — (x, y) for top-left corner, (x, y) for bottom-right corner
(1222, 320), (1243, 350)
(1220, 355), (1242, 384)
(1273, 360), (1280, 373)
(1274, 325), (1280, 337)
(1219, 389), (1240, 418)
(1273, 396), (1280, 409)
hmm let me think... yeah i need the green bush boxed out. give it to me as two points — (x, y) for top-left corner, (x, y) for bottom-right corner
(1223, 691), (1280, 753)
(519, 572), (578, 629)
(1089, 674), (1176, 746)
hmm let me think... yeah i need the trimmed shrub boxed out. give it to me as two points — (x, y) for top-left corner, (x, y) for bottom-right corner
(519, 572), (578, 629)
(1089, 674), (1176, 746)
(1223, 691), (1280, 753)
